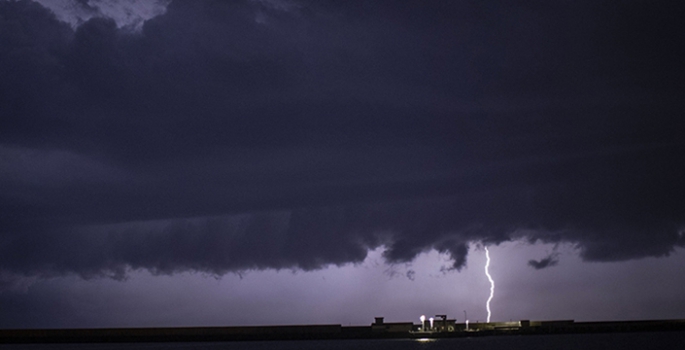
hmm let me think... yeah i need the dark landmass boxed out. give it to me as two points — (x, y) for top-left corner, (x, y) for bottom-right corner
(2, 318), (685, 344)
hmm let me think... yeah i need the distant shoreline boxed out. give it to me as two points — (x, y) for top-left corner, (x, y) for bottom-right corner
(2, 318), (685, 344)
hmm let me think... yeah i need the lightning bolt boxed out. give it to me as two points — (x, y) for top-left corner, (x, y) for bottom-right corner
(484, 246), (494, 323)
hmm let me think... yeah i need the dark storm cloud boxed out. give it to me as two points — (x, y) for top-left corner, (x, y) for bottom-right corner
(1, 0), (684, 287)
(528, 253), (559, 270)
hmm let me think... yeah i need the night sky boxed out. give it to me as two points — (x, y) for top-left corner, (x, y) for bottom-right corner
(1, 0), (684, 328)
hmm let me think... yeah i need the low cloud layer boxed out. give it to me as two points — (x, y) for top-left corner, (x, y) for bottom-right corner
(31, 0), (172, 29)
(1, 0), (684, 288)
(528, 253), (560, 270)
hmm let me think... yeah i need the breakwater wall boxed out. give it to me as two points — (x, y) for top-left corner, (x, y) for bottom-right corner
(2, 318), (685, 343)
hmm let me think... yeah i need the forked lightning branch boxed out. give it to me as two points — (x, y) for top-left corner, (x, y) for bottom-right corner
(484, 247), (495, 323)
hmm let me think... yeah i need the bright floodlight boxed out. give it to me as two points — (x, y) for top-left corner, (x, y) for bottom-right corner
(429, 317), (434, 330)
(420, 315), (425, 322)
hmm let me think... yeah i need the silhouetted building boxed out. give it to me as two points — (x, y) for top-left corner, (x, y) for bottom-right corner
(371, 317), (414, 333)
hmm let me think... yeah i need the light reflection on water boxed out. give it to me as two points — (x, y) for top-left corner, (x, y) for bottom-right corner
(3, 332), (685, 350)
